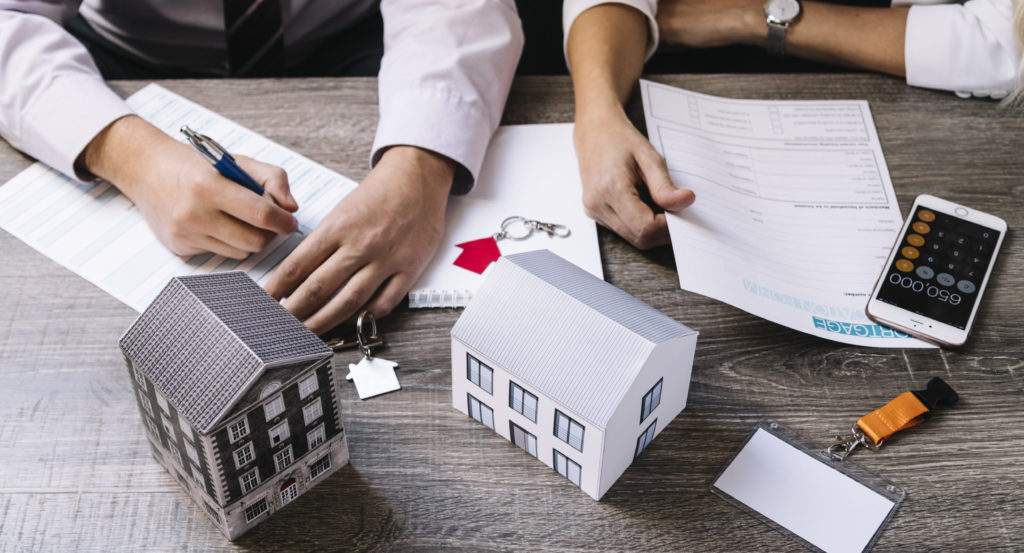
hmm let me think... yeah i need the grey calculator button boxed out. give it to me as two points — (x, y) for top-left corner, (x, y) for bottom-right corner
(936, 273), (956, 286)
(915, 266), (935, 279)
(957, 280), (976, 294)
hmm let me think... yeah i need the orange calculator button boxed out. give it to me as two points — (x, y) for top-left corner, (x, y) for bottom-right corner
(912, 222), (930, 234)
(896, 259), (914, 272)
(918, 210), (936, 222)
(907, 234), (925, 247)
(901, 247), (920, 259)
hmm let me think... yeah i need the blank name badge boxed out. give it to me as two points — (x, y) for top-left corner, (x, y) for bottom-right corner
(711, 421), (904, 553)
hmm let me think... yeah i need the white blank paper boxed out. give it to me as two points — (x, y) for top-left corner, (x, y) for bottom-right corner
(407, 123), (602, 308)
(714, 428), (896, 553)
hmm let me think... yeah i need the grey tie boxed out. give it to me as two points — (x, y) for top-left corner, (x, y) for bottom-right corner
(224, 0), (286, 77)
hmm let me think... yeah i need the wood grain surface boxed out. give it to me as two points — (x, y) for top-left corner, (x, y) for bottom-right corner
(1, 75), (1022, 552)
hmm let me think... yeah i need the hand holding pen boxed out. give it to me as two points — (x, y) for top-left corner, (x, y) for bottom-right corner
(181, 126), (268, 196)
(78, 115), (298, 260)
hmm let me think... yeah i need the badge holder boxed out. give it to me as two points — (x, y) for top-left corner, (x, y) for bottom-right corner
(711, 378), (958, 553)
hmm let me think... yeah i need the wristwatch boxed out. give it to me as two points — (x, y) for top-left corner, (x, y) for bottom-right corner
(763, 0), (802, 56)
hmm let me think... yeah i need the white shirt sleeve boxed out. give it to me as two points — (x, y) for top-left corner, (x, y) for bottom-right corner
(562, 0), (659, 65)
(373, 0), (524, 194)
(904, 0), (1021, 98)
(0, 4), (134, 181)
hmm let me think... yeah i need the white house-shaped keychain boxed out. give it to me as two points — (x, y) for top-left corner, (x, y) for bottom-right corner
(345, 311), (401, 400)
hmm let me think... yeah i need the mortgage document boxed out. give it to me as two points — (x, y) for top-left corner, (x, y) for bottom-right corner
(0, 84), (356, 312)
(640, 80), (931, 347)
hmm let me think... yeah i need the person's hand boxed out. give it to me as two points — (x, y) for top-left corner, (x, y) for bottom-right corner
(80, 115), (299, 259)
(265, 146), (454, 334)
(656, 0), (765, 48)
(574, 106), (695, 249)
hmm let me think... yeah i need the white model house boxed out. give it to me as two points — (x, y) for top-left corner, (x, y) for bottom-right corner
(450, 249), (698, 500)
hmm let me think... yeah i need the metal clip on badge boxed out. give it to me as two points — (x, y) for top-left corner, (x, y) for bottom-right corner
(826, 377), (959, 462)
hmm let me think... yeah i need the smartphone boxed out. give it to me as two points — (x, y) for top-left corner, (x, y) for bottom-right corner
(866, 195), (1006, 347)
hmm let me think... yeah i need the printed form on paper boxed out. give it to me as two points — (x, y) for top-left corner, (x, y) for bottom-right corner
(0, 84), (356, 312)
(640, 80), (932, 347)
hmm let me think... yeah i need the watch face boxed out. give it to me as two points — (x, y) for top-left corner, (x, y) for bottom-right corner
(765, 0), (801, 22)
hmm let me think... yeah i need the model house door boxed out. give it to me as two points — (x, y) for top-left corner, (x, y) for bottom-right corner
(280, 479), (298, 505)
(510, 422), (538, 457)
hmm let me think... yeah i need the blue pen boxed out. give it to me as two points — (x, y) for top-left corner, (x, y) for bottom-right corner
(180, 125), (266, 195)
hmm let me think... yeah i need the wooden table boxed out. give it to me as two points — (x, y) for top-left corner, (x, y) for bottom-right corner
(1, 75), (1021, 552)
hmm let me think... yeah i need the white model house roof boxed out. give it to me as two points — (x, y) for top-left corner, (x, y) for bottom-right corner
(451, 249), (695, 428)
(120, 271), (330, 434)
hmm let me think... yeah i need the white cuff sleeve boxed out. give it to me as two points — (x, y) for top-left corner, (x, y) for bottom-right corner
(371, 87), (492, 195)
(22, 76), (133, 181)
(904, 1), (1020, 98)
(562, 0), (660, 66)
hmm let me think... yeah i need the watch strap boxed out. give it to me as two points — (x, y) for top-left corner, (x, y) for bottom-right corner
(766, 21), (788, 57)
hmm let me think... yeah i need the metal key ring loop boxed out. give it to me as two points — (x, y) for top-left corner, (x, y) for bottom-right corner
(355, 310), (378, 359)
(496, 216), (534, 241)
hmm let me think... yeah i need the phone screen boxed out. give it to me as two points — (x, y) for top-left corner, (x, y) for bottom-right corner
(875, 205), (1001, 330)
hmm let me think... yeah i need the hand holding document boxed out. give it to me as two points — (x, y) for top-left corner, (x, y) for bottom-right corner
(640, 80), (932, 347)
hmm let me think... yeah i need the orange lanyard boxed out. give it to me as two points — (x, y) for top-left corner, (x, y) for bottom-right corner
(827, 377), (958, 462)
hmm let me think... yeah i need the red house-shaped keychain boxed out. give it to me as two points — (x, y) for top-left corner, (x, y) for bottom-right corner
(452, 216), (571, 275)
(454, 237), (503, 274)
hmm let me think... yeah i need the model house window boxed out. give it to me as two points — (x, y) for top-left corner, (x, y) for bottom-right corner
(155, 391), (169, 413)
(144, 417), (159, 439)
(169, 445), (183, 467)
(280, 480), (298, 505)
(554, 410), (585, 452)
(161, 415), (177, 442)
(510, 422), (538, 457)
(179, 419), (194, 442)
(302, 398), (323, 426)
(310, 454), (332, 480)
(553, 449), (582, 487)
(205, 502), (221, 526)
(240, 468), (261, 493)
(275, 446), (294, 472)
(243, 497), (268, 523)
(184, 442), (200, 465)
(269, 420), (291, 446)
(148, 441), (163, 461)
(263, 395), (285, 421)
(466, 354), (493, 394)
(190, 466), (206, 492)
(229, 418), (249, 443)
(137, 391), (154, 417)
(467, 394), (495, 429)
(641, 378), (663, 423)
(307, 424), (326, 450)
(509, 381), (538, 423)
(635, 419), (658, 459)
(234, 442), (255, 469)
(259, 381), (282, 400)
(132, 365), (147, 389)
(298, 373), (319, 399)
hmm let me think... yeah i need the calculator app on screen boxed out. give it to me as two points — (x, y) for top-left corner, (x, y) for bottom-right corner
(875, 206), (1001, 330)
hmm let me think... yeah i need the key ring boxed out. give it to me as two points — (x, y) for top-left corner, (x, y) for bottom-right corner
(355, 310), (383, 359)
(493, 216), (571, 242)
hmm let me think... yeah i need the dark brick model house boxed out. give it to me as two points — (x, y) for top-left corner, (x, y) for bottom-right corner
(120, 271), (349, 540)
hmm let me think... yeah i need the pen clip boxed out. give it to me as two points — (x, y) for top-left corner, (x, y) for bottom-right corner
(180, 125), (229, 164)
